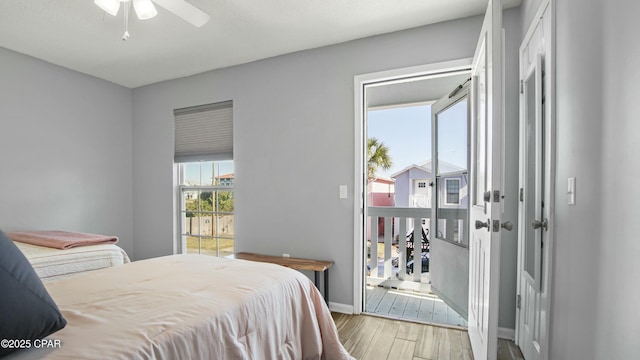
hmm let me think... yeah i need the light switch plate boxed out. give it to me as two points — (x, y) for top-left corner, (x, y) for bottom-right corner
(339, 185), (348, 199)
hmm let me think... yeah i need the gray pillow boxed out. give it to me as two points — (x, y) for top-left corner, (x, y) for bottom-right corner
(0, 229), (67, 357)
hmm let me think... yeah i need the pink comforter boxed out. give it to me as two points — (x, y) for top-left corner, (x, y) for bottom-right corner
(11, 255), (352, 360)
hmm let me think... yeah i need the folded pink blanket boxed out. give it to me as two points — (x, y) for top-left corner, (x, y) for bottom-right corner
(7, 230), (119, 250)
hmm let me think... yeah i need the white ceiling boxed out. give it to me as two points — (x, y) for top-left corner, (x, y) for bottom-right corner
(0, 0), (520, 88)
(366, 72), (471, 109)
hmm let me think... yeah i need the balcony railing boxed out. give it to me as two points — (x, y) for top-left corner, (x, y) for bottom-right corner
(368, 207), (431, 282)
(367, 206), (468, 283)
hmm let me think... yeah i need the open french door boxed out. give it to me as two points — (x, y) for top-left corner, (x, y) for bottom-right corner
(467, 0), (503, 359)
(429, 83), (471, 320)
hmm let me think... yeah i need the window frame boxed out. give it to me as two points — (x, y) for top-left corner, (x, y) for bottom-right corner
(177, 162), (234, 257)
(444, 178), (461, 205)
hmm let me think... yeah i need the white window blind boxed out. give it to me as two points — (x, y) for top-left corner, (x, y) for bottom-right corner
(174, 100), (233, 163)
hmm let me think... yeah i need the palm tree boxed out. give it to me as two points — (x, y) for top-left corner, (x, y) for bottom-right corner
(367, 137), (392, 180)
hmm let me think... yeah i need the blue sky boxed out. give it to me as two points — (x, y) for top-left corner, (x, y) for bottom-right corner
(368, 105), (432, 178)
(367, 102), (467, 178)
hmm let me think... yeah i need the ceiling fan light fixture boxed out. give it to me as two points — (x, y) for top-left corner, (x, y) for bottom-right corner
(132, 0), (158, 20)
(94, 0), (121, 16)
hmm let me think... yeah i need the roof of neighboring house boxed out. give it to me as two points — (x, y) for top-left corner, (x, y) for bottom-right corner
(368, 177), (395, 185)
(390, 159), (465, 178)
(216, 173), (234, 179)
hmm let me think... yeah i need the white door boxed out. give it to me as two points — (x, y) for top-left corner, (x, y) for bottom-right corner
(518, 50), (544, 360)
(516, 2), (552, 358)
(412, 179), (431, 208)
(429, 84), (470, 320)
(467, 0), (503, 359)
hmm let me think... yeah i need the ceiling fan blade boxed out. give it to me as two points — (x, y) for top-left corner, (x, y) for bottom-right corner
(152, 0), (210, 27)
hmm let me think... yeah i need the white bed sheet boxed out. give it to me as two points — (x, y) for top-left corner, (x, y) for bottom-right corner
(14, 241), (130, 282)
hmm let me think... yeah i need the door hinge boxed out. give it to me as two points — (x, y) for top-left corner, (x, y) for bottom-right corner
(517, 294), (521, 309)
(520, 80), (524, 94)
(519, 188), (524, 202)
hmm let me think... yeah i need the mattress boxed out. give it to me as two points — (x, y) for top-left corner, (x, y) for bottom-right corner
(13, 242), (130, 282)
(8, 254), (352, 360)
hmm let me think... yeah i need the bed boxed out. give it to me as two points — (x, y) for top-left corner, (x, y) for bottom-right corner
(13, 241), (130, 282)
(6, 254), (353, 359)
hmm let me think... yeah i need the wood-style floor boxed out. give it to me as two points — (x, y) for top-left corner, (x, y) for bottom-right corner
(332, 312), (524, 360)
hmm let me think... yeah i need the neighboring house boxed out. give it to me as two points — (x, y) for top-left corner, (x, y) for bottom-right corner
(367, 177), (395, 239)
(391, 160), (468, 210)
(367, 177), (395, 207)
(392, 160), (468, 243)
(217, 173), (234, 186)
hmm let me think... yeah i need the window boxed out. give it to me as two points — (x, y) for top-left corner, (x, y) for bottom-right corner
(445, 178), (460, 205)
(418, 182), (426, 188)
(179, 161), (234, 257)
(174, 100), (234, 257)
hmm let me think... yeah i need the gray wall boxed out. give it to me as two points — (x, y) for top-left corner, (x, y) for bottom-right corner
(0, 47), (134, 257)
(600, 2), (640, 359)
(132, 9), (522, 330)
(547, 0), (603, 358)
(519, 0), (640, 358)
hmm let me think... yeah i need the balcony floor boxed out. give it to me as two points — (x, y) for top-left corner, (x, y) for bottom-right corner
(366, 276), (467, 328)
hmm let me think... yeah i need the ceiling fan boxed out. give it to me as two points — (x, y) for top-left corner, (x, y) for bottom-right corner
(94, 0), (210, 40)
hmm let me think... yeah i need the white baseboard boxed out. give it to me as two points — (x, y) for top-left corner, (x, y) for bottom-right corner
(498, 327), (515, 340)
(329, 302), (354, 314)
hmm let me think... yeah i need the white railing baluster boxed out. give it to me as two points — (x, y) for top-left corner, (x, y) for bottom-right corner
(398, 217), (406, 281)
(412, 217), (422, 282)
(384, 216), (393, 279)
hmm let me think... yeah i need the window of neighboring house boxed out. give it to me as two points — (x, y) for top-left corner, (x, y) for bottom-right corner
(418, 182), (426, 188)
(445, 178), (460, 205)
(174, 100), (234, 257)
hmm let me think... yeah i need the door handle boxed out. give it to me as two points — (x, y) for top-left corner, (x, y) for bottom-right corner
(475, 219), (490, 231)
(483, 191), (491, 202)
(501, 221), (514, 231)
(531, 219), (548, 231)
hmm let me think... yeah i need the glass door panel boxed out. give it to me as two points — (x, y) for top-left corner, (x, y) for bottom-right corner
(523, 55), (543, 291)
(435, 97), (469, 247)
